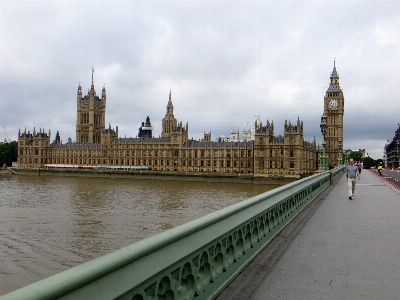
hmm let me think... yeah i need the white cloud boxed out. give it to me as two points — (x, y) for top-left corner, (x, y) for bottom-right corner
(1, 1), (400, 160)
(373, 18), (400, 48)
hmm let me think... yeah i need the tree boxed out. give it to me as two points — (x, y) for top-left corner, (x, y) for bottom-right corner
(0, 141), (18, 167)
(348, 151), (363, 163)
(362, 156), (375, 169)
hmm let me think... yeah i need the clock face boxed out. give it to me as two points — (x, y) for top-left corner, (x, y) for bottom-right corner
(328, 99), (338, 109)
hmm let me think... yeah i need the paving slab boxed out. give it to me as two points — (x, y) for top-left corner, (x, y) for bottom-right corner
(218, 170), (400, 300)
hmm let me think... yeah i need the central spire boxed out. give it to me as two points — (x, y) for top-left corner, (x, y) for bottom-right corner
(327, 61), (341, 92)
(167, 89), (173, 115)
(330, 60), (339, 78)
(91, 66), (94, 88)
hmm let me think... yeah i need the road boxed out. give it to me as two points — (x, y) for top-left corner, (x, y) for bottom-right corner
(369, 168), (400, 188)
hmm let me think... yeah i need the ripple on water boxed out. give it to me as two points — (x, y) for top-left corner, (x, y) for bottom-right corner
(0, 175), (276, 295)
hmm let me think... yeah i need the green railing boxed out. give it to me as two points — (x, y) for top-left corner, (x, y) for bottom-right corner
(1, 166), (345, 300)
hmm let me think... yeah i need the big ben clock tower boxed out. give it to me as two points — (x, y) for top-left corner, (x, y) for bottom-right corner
(323, 61), (344, 168)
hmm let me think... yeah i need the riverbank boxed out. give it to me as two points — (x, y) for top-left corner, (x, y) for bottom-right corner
(7, 168), (298, 185)
(0, 168), (14, 175)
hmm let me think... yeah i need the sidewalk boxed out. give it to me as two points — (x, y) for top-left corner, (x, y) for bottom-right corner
(218, 170), (400, 299)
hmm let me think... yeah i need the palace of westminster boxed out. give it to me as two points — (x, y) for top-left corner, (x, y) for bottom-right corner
(17, 63), (344, 178)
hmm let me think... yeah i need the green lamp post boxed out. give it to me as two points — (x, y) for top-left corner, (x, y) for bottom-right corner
(319, 114), (329, 170)
(338, 139), (343, 166)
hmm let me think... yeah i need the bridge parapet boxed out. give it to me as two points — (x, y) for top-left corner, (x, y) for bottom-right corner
(1, 167), (344, 300)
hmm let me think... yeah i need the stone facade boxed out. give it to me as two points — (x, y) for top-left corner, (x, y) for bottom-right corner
(76, 72), (106, 143)
(17, 77), (319, 178)
(385, 125), (400, 169)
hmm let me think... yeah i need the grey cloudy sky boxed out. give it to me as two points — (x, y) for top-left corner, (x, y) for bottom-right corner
(1, 0), (399, 159)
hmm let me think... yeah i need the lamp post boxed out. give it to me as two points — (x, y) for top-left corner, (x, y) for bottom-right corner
(319, 114), (329, 170)
(338, 139), (343, 166)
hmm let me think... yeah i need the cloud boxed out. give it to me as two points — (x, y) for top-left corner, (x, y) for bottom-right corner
(1, 1), (400, 160)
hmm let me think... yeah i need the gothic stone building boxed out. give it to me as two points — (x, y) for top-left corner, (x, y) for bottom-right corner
(17, 78), (318, 178)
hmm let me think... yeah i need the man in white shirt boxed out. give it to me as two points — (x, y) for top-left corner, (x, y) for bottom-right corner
(346, 158), (360, 200)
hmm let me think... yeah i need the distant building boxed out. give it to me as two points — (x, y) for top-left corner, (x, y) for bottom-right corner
(17, 72), (323, 178)
(383, 136), (392, 167)
(344, 149), (367, 159)
(385, 125), (400, 169)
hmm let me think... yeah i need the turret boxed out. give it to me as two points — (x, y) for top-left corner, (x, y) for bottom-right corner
(202, 132), (211, 142)
(138, 116), (153, 138)
(102, 84), (106, 100)
(53, 131), (61, 144)
(77, 83), (82, 103)
(284, 118), (303, 138)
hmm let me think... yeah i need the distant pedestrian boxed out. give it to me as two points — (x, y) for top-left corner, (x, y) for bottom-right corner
(357, 160), (362, 174)
(346, 158), (360, 200)
(377, 162), (383, 176)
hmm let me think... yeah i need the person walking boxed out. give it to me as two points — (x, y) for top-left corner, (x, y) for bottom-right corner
(357, 160), (362, 174)
(346, 158), (360, 200)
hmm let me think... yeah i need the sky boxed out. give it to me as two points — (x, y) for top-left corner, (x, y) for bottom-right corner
(1, 1), (399, 159)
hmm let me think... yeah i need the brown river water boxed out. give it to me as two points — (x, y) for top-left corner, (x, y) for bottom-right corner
(0, 173), (278, 295)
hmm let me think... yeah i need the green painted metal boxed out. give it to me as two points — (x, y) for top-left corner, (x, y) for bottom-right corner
(320, 143), (329, 171)
(1, 166), (344, 300)
(331, 165), (345, 181)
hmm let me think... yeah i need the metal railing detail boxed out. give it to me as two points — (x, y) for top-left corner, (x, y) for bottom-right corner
(1, 167), (344, 300)
(331, 165), (345, 182)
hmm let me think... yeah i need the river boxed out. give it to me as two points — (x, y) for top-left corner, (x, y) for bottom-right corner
(0, 173), (279, 295)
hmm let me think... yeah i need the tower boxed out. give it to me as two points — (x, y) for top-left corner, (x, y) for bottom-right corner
(161, 89), (178, 138)
(161, 89), (189, 143)
(323, 61), (344, 167)
(253, 119), (274, 174)
(76, 69), (106, 143)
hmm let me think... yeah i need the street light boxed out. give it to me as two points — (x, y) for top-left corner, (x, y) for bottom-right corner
(319, 114), (329, 170)
(338, 139), (343, 165)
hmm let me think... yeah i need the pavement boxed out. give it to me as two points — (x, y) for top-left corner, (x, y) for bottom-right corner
(217, 169), (400, 300)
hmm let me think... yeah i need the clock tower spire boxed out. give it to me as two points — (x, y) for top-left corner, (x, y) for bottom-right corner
(323, 61), (344, 168)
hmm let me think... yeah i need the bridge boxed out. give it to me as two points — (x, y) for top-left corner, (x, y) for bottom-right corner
(217, 168), (400, 299)
(2, 167), (400, 299)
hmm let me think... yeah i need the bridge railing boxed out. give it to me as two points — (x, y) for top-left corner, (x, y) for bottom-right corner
(1, 166), (345, 300)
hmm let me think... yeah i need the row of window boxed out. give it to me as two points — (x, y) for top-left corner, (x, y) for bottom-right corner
(79, 113), (102, 125)
(79, 134), (101, 143)
(258, 149), (296, 157)
(22, 149), (255, 158)
(258, 160), (295, 169)
(20, 148), (315, 162)
(29, 158), (254, 168)
(20, 150), (315, 162)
